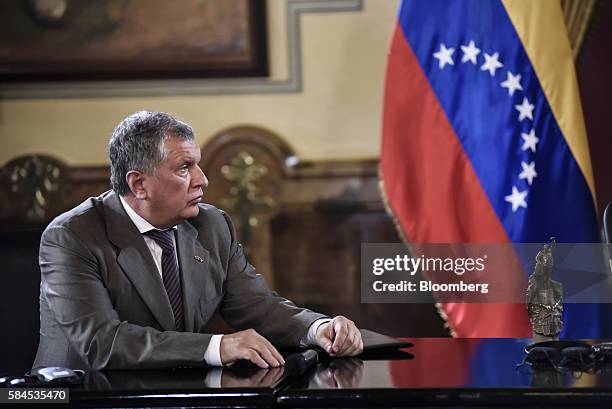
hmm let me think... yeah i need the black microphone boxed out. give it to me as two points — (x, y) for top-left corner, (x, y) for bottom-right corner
(284, 348), (321, 377)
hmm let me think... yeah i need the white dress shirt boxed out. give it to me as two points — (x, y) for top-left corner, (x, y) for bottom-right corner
(119, 196), (329, 366)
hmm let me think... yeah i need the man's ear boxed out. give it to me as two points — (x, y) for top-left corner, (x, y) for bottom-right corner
(126, 170), (147, 199)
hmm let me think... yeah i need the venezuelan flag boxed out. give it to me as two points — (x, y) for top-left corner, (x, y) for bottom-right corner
(380, 0), (601, 337)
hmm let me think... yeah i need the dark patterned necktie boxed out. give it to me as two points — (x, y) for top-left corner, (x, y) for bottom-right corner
(144, 229), (185, 331)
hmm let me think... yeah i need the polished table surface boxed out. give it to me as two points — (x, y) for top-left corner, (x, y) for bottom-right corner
(22, 338), (612, 407)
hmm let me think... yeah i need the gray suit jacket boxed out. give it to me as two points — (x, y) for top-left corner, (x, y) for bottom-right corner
(34, 191), (325, 370)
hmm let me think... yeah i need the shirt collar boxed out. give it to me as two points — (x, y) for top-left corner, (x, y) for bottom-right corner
(119, 195), (177, 233)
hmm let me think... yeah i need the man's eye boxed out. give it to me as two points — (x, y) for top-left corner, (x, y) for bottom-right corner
(178, 167), (189, 175)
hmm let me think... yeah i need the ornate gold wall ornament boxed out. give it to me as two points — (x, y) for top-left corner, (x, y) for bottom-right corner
(8, 155), (61, 222)
(219, 150), (275, 256)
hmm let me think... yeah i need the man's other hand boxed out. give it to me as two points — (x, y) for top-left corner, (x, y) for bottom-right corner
(315, 316), (363, 357)
(220, 329), (285, 368)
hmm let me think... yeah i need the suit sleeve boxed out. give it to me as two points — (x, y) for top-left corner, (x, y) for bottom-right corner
(39, 225), (212, 370)
(217, 212), (328, 347)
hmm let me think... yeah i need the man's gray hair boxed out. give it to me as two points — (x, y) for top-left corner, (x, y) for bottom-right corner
(109, 111), (195, 196)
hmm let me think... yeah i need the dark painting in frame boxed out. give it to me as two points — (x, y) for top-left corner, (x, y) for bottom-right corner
(0, 0), (268, 81)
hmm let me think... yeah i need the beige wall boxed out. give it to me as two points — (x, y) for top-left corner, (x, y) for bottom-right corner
(0, 0), (399, 166)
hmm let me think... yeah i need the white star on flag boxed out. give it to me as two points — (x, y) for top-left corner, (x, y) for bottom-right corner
(500, 71), (523, 96)
(460, 40), (480, 64)
(505, 186), (528, 212)
(519, 161), (537, 185)
(515, 97), (534, 121)
(521, 129), (539, 153)
(480, 52), (503, 76)
(433, 43), (455, 69)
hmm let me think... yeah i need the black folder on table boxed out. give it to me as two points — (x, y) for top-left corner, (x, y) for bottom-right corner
(359, 329), (412, 351)
(357, 329), (413, 360)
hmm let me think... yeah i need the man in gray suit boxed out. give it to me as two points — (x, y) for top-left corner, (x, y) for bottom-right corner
(34, 111), (362, 370)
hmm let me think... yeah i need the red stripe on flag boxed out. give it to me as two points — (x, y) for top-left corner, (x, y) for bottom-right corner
(381, 24), (530, 337)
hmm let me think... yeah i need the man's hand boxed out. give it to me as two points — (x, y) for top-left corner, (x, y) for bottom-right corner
(315, 316), (363, 357)
(220, 329), (285, 368)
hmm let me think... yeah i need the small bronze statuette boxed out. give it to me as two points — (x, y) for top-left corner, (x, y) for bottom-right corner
(526, 237), (563, 341)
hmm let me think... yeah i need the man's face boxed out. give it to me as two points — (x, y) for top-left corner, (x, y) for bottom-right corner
(142, 136), (207, 228)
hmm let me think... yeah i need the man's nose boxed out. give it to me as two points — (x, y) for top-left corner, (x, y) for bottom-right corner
(193, 165), (208, 189)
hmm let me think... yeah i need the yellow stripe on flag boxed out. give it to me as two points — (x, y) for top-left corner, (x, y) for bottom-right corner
(502, 0), (596, 204)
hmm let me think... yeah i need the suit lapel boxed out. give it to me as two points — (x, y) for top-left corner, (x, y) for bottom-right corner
(103, 192), (175, 331)
(176, 221), (210, 332)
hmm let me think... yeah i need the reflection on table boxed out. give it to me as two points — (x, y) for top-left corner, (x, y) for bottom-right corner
(72, 364), (286, 407)
(62, 338), (612, 407)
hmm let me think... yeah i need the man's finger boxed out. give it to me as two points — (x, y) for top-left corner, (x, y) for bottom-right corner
(343, 340), (362, 357)
(349, 333), (364, 356)
(318, 323), (335, 353)
(268, 342), (285, 366)
(338, 332), (361, 356)
(339, 326), (363, 356)
(344, 332), (357, 353)
(331, 321), (349, 354)
(243, 330), (283, 367)
(244, 349), (269, 369)
(251, 341), (281, 367)
(334, 331), (352, 355)
(257, 335), (285, 365)
(339, 344), (357, 356)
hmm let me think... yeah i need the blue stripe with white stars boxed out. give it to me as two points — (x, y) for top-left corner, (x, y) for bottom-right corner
(397, 0), (598, 244)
